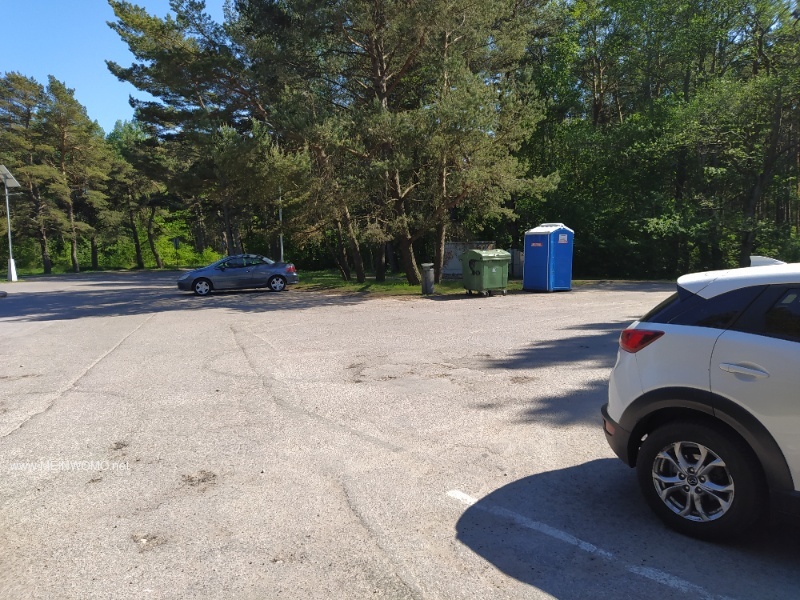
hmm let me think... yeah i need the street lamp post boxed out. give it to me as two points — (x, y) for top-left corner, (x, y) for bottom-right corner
(1, 165), (21, 282)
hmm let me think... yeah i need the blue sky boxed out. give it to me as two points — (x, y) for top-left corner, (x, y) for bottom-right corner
(1, 1), (225, 134)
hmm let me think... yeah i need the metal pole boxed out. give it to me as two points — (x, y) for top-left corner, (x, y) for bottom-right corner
(4, 181), (16, 282)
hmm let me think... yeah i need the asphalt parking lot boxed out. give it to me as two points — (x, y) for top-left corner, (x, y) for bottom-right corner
(1, 272), (798, 599)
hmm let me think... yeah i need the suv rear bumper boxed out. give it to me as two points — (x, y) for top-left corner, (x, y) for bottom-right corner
(601, 403), (632, 466)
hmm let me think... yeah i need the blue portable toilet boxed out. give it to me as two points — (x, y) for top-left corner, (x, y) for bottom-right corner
(523, 223), (574, 291)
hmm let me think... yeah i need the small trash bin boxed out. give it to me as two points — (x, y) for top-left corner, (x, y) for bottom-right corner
(421, 263), (435, 294)
(460, 249), (510, 296)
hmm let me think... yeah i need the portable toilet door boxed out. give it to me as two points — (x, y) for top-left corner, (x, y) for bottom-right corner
(522, 223), (574, 291)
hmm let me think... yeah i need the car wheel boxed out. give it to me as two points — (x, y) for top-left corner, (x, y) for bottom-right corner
(193, 278), (212, 296)
(268, 275), (286, 292)
(636, 421), (764, 540)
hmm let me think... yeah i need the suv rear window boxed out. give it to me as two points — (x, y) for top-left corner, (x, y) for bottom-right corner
(641, 285), (766, 330)
(764, 289), (800, 341)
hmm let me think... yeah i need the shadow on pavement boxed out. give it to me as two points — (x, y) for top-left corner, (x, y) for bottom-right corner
(0, 271), (368, 322)
(496, 321), (625, 371)
(515, 375), (610, 427)
(454, 459), (800, 600)
(481, 321), (626, 427)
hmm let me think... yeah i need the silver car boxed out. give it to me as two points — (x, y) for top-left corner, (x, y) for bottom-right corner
(177, 254), (299, 296)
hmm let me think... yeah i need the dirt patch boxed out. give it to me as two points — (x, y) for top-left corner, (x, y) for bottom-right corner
(132, 533), (167, 552)
(472, 402), (501, 411)
(182, 470), (217, 489)
(509, 375), (537, 384)
(270, 551), (307, 565)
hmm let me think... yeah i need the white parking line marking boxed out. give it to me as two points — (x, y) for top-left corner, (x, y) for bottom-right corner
(447, 489), (612, 559)
(447, 490), (738, 600)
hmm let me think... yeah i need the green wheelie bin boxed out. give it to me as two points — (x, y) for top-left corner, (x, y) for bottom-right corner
(460, 249), (510, 296)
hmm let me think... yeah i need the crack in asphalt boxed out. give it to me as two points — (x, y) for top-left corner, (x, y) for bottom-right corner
(0, 315), (155, 440)
(232, 326), (403, 454)
(339, 477), (422, 600)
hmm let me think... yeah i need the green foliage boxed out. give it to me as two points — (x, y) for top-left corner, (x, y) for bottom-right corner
(518, 0), (800, 277)
(5, 0), (800, 280)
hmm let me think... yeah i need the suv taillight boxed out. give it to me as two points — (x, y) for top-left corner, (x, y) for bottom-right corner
(619, 329), (664, 353)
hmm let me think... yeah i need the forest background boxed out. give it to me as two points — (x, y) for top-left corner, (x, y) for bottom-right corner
(1, 0), (799, 284)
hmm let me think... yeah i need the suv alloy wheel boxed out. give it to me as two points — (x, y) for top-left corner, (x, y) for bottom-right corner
(636, 421), (764, 540)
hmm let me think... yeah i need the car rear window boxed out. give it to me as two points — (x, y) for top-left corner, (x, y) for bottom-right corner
(641, 285), (766, 330)
(764, 289), (800, 341)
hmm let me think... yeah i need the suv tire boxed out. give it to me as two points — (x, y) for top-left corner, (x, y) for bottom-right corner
(636, 421), (765, 540)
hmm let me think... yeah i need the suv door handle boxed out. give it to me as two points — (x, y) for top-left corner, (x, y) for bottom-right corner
(719, 363), (769, 378)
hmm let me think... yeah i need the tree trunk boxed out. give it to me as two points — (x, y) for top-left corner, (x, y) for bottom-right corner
(91, 236), (99, 270)
(36, 199), (52, 275)
(334, 219), (351, 280)
(222, 202), (236, 255)
(233, 226), (244, 255)
(433, 221), (446, 284)
(192, 204), (206, 253)
(738, 88), (783, 267)
(342, 206), (365, 283)
(398, 234), (420, 285)
(434, 152), (448, 284)
(68, 202), (80, 273)
(738, 178), (765, 268)
(386, 241), (398, 273)
(374, 242), (386, 282)
(393, 197), (420, 285)
(323, 230), (350, 281)
(147, 207), (164, 268)
(674, 147), (690, 276)
(39, 234), (52, 275)
(129, 208), (144, 269)
(710, 217), (724, 270)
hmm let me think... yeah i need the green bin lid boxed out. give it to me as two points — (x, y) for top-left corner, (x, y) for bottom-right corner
(460, 249), (511, 260)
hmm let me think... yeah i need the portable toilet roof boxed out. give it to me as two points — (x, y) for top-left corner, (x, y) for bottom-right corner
(526, 223), (573, 235)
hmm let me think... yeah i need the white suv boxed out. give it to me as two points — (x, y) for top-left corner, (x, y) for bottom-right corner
(602, 263), (800, 540)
